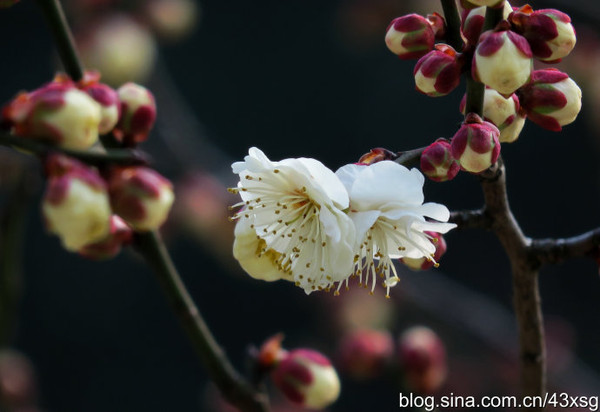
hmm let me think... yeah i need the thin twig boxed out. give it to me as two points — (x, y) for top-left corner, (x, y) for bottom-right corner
(35, 1), (270, 411)
(394, 147), (425, 168)
(449, 208), (491, 230)
(530, 228), (600, 265)
(0, 132), (148, 167)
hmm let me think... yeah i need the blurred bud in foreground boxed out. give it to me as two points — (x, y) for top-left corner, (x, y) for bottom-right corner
(401, 232), (447, 270)
(399, 326), (447, 394)
(385, 14), (441, 60)
(451, 113), (500, 173)
(145, 0), (199, 42)
(78, 15), (157, 86)
(420, 139), (460, 182)
(473, 28), (532, 95)
(2, 82), (101, 150)
(272, 349), (341, 410)
(358, 147), (398, 165)
(460, 88), (525, 143)
(509, 5), (576, 63)
(414, 44), (461, 97)
(518, 69), (582, 132)
(76, 71), (120, 135)
(258, 334), (287, 369)
(0, 350), (37, 409)
(78, 215), (133, 260)
(337, 329), (394, 379)
(108, 166), (174, 231)
(43, 156), (111, 251)
(113, 82), (157, 146)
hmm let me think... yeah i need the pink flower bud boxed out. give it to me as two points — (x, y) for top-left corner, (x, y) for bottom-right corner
(258, 334), (286, 369)
(272, 349), (340, 410)
(385, 14), (438, 60)
(43, 156), (112, 251)
(460, 88), (525, 143)
(419, 139), (460, 182)
(461, 3), (513, 45)
(399, 326), (447, 394)
(358, 147), (398, 165)
(113, 82), (156, 146)
(77, 71), (120, 135)
(518, 69), (582, 132)
(414, 44), (461, 97)
(509, 5), (576, 63)
(473, 28), (533, 95)
(450, 113), (501, 173)
(337, 329), (394, 379)
(79, 215), (133, 260)
(0, 0), (20, 8)
(401, 232), (447, 270)
(108, 166), (174, 231)
(2, 82), (102, 150)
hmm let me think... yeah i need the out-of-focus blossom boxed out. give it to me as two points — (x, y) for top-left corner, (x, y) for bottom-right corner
(113, 82), (157, 146)
(399, 326), (447, 394)
(337, 329), (394, 379)
(0, 350), (37, 409)
(79, 215), (133, 260)
(145, 0), (199, 42)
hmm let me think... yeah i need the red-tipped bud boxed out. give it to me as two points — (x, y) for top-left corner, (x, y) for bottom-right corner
(419, 139), (460, 182)
(414, 44), (461, 97)
(399, 326), (447, 394)
(258, 334), (286, 369)
(108, 166), (174, 231)
(0, 0), (20, 8)
(385, 14), (441, 60)
(461, 3), (513, 45)
(272, 349), (340, 410)
(78, 215), (133, 260)
(509, 6), (576, 63)
(401, 232), (447, 270)
(113, 82), (156, 146)
(2, 82), (102, 150)
(450, 113), (501, 173)
(460, 88), (525, 143)
(42, 155), (112, 251)
(0, 350), (36, 408)
(518, 69), (582, 132)
(358, 147), (398, 165)
(473, 29), (532, 95)
(337, 329), (394, 379)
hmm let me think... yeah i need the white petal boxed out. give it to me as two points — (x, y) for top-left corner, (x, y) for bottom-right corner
(349, 210), (381, 246)
(296, 158), (349, 210)
(335, 163), (365, 194)
(418, 202), (450, 222)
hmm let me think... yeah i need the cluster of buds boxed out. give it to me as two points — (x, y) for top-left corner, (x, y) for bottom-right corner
(41, 155), (174, 258)
(257, 335), (341, 410)
(1, 71), (156, 149)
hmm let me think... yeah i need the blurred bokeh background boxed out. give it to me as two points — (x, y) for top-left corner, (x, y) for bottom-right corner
(0, 0), (599, 411)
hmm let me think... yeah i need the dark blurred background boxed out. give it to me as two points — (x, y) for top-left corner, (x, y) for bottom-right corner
(0, 0), (599, 411)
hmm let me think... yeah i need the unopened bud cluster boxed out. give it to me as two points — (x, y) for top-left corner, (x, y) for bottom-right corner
(0, 72), (172, 259)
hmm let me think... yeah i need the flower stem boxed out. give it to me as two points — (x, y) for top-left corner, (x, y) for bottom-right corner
(34, 1), (270, 411)
(440, 0), (464, 51)
(0, 132), (148, 167)
(34, 0), (84, 81)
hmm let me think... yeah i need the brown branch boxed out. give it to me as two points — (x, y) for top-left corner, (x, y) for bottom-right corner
(530, 228), (600, 265)
(449, 208), (491, 230)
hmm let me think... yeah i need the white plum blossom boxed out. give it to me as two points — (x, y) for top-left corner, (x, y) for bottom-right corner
(335, 161), (456, 297)
(230, 148), (356, 294)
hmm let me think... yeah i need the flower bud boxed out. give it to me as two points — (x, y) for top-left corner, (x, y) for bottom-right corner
(258, 334), (286, 369)
(272, 349), (341, 410)
(113, 82), (157, 146)
(145, 0), (199, 42)
(399, 326), (447, 394)
(78, 215), (133, 260)
(509, 6), (576, 63)
(0, 0), (19, 8)
(3, 82), (102, 150)
(108, 166), (174, 231)
(460, 88), (525, 143)
(518, 69), (582, 132)
(401, 232), (447, 270)
(419, 139), (460, 182)
(77, 72), (120, 135)
(414, 44), (461, 97)
(461, 3), (513, 45)
(473, 28), (532, 95)
(43, 157), (112, 251)
(337, 329), (394, 379)
(233, 218), (293, 282)
(0, 350), (36, 408)
(451, 113), (501, 173)
(385, 14), (438, 60)
(358, 147), (398, 165)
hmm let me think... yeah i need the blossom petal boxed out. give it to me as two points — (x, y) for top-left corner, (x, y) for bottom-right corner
(335, 163), (365, 194)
